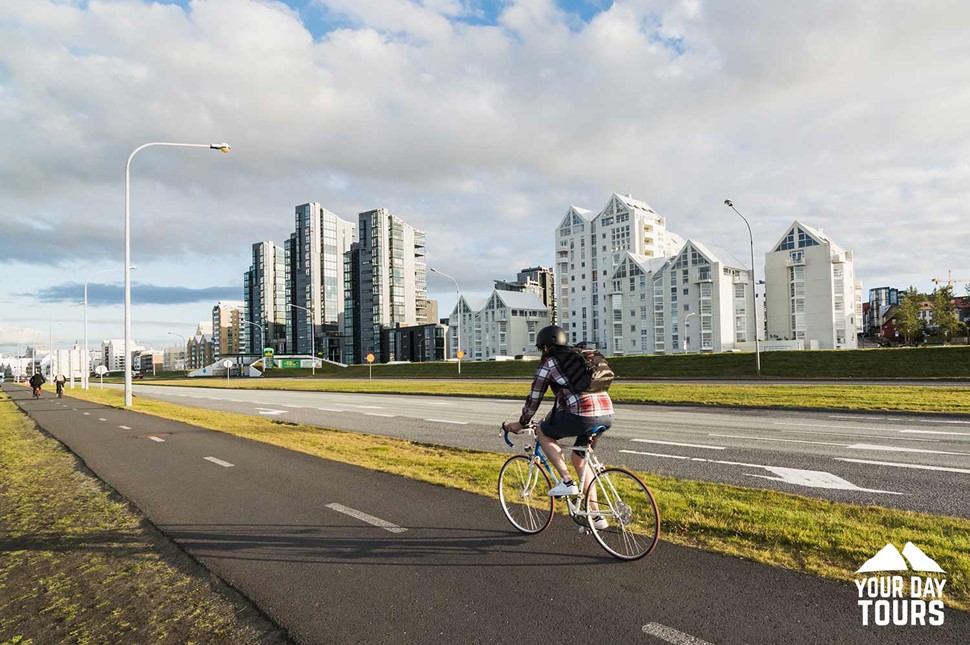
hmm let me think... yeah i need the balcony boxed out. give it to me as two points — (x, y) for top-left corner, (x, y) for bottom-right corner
(787, 251), (805, 266)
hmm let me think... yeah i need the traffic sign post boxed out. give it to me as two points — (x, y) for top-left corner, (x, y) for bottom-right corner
(456, 350), (464, 375)
(95, 365), (108, 389)
(223, 359), (233, 387)
(263, 347), (274, 369)
(366, 353), (375, 380)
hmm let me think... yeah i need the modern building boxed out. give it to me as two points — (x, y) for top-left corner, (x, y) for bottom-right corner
(344, 208), (429, 364)
(244, 241), (288, 354)
(101, 339), (143, 373)
(555, 194), (684, 349)
(601, 252), (667, 355)
(764, 222), (859, 349)
(162, 346), (187, 371)
(445, 289), (551, 360)
(380, 323), (447, 363)
(866, 287), (900, 335)
(186, 322), (215, 370)
(648, 241), (755, 354)
(134, 350), (164, 374)
(212, 301), (245, 359)
(285, 203), (356, 361)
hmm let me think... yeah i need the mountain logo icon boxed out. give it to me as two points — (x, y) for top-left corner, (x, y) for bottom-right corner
(856, 542), (945, 574)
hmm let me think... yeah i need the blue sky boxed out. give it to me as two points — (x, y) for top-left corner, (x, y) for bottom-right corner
(1, 0), (968, 354)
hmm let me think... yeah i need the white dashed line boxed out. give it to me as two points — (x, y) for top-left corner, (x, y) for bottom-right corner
(204, 456), (234, 467)
(118, 425), (132, 430)
(631, 439), (726, 450)
(326, 503), (407, 533)
(148, 436), (165, 443)
(642, 622), (714, 645)
(834, 458), (970, 474)
(282, 404), (304, 408)
(351, 405), (384, 409)
(425, 418), (469, 425)
(845, 443), (970, 456)
(900, 429), (970, 436)
(426, 402), (455, 406)
(98, 418), (106, 421)
(365, 413), (396, 418)
(318, 408), (346, 412)
(917, 419), (970, 425)
(709, 433), (845, 446)
(83, 412), (90, 415)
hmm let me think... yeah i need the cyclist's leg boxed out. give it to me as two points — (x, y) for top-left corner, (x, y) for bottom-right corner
(536, 423), (571, 481)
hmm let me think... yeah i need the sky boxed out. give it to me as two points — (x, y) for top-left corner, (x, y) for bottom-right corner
(1, 0), (969, 354)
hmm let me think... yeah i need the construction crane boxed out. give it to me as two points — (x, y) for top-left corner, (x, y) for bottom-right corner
(931, 270), (967, 289)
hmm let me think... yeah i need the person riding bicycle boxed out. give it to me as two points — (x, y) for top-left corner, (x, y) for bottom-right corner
(28, 371), (46, 397)
(54, 372), (67, 398)
(503, 325), (614, 501)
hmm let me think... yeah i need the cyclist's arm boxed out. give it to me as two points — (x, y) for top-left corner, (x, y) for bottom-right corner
(518, 359), (553, 425)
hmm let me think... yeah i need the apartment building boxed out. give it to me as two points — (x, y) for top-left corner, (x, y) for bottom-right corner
(186, 321), (214, 370)
(764, 222), (859, 349)
(555, 194), (683, 349)
(211, 301), (245, 359)
(650, 241), (755, 354)
(344, 209), (429, 364)
(283, 203), (356, 360)
(445, 289), (550, 360)
(244, 241), (288, 354)
(602, 252), (667, 355)
(866, 286), (899, 335)
(495, 266), (557, 323)
(101, 339), (143, 373)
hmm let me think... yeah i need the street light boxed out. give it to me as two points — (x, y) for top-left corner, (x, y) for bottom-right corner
(124, 141), (230, 406)
(240, 319), (264, 371)
(84, 267), (129, 389)
(724, 199), (762, 376)
(289, 303), (315, 376)
(167, 332), (186, 371)
(430, 267), (462, 374)
(683, 312), (696, 354)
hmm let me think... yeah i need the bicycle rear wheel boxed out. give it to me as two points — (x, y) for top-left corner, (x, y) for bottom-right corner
(585, 467), (660, 560)
(498, 455), (554, 534)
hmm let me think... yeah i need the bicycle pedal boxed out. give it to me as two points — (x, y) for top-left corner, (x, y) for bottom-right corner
(578, 527), (590, 535)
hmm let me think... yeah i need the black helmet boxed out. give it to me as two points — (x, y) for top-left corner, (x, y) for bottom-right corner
(536, 325), (568, 351)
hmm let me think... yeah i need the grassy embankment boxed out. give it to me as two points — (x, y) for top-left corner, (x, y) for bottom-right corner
(63, 385), (970, 610)
(0, 392), (285, 645)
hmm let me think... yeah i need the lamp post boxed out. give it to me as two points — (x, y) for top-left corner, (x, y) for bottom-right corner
(84, 267), (127, 389)
(167, 332), (186, 371)
(124, 141), (230, 406)
(289, 303), (315, 376)
(683, 312), (696, 354)
(430, 267), (462, 374)
(724, 199), (761, 376)
(241, 319), (264, 374)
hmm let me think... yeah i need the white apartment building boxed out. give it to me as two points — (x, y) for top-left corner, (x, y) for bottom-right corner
(603, 252), (667, 355)
(555, 193), (684, 349)
(101, 339), (144, 373)
(650, 241), (756, 354)
(764, 222), (859, 349)
(446, 290), (550, 360)
(212, 301), (246, 359)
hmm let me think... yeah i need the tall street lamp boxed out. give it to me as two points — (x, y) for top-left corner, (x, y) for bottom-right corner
(683, 312), (696, 354)
(241, 319), (264, 372)
(289, 303), (315, 376)
(724, 199), (762, 376)
(84, 267), (128, 389)
(124, 141), (230, 406)
(430, 267), (462, 374)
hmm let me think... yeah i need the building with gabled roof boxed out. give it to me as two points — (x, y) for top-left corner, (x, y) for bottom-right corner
(445, 288), (550, 361)
(764, 221), (859, 349)
(603, 252), (667, 355)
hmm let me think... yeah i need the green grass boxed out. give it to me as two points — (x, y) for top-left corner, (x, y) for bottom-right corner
(0, 393), (284, 644)
(65, 386), (970, 611)
(133, 378), (970, 414)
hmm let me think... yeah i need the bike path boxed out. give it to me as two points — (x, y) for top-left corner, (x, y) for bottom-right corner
(4, 384), (968, 645)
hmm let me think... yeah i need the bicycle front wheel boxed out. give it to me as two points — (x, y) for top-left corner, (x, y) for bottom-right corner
(585, 467), (660, 560)
(498, 455), (554, 534)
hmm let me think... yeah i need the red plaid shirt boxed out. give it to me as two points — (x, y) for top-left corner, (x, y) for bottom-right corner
(519, 355), (613, 424)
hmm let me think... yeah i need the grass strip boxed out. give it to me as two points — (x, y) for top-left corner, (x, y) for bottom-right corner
(130, 378), (970, 414)
(65, 385), (970, 611)
(0, 392), (285, 645)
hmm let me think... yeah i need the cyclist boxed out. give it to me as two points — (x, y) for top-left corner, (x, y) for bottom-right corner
(28, 371), (46, 398)
(54, 372), (67, 398)
(503, 325), (614, 513)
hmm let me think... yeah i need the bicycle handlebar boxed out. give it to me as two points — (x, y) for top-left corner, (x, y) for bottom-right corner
(501, 421), (536, 447)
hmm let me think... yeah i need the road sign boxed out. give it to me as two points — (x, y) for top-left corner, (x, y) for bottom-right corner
(456, 350), (464, 359)
(366, 353), (375, 363)
(263, 347), (275, 368)
(94, 365), (108, 375)
(222, 359), (233, 368)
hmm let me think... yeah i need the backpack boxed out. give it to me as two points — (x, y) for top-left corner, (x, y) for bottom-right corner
(554, 346), (615, 393)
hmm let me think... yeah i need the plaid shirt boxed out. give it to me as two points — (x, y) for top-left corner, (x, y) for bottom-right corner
(519, 355), (613, 424)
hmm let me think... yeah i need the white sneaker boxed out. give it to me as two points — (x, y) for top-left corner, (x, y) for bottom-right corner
(591, 517), (609, 531)
(548, 480), (580, 497)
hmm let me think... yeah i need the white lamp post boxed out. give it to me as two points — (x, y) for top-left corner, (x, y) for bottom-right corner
(724, 199), (762, 376)
(683, 312), (696, 354)
(84, 267), (128, 389)
(289, 303), (315, 376)
(124, 142), (230, 406)
(430, 267), (462, 374)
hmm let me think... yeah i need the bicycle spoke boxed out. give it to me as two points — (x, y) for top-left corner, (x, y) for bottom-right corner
(585, 468), (660, 560)
(498, 455), (554, 534)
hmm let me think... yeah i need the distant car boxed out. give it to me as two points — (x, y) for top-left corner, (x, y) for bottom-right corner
(132, 372), (145, 380)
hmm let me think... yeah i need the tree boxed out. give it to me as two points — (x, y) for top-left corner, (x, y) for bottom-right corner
(931, 286), (960, 343)
(894, 287), (922, 345)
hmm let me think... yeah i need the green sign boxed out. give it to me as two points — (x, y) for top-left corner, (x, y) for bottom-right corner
(278, 359), (302, 369)
(262, 348), (275, 369)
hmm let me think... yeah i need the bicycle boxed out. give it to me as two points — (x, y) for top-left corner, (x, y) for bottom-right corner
(499, 423), (660, 560)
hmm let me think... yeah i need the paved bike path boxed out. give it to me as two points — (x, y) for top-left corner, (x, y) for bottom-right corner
(5, 384), (968, 645)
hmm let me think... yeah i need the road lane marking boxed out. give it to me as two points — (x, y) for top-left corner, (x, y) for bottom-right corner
(620, 451), (901, 494)
(828, 414), (903, 421)
(425, 418), (469, 425)
(631, 439), (726, 450)
(282, 404), (304, 408)
(326, 503), (407, 533)
(778, 429), (938, 442)
(709, 434), (845, 446)
(351, 405), (384, 409)
(426, 402), (455, 406)
(83, 412), (90, 415)
(318, 407), (346, 412)
(98, 418), (106, 421)
(365, 413), (396, 418)
(642, 622), (714, 645)
(148, 436), (165, 443)
(845, 443), (970, 456)
(916, 419), (970, 425)
(256, 408), (288, 416)
(204, 456), (234, 467)
(118, 425), (131, 430)
(834, 458), (970, 474)
(900, 429), (970, 436)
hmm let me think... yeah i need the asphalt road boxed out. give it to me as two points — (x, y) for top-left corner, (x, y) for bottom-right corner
(7, 383), (969, 645)
(114, 383), (970, 518)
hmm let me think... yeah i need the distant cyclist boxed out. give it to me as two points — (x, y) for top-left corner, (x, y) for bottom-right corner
(54, 372), (67, 398)
(29, 371), (46, 398)
(503, 325), (614, 504)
